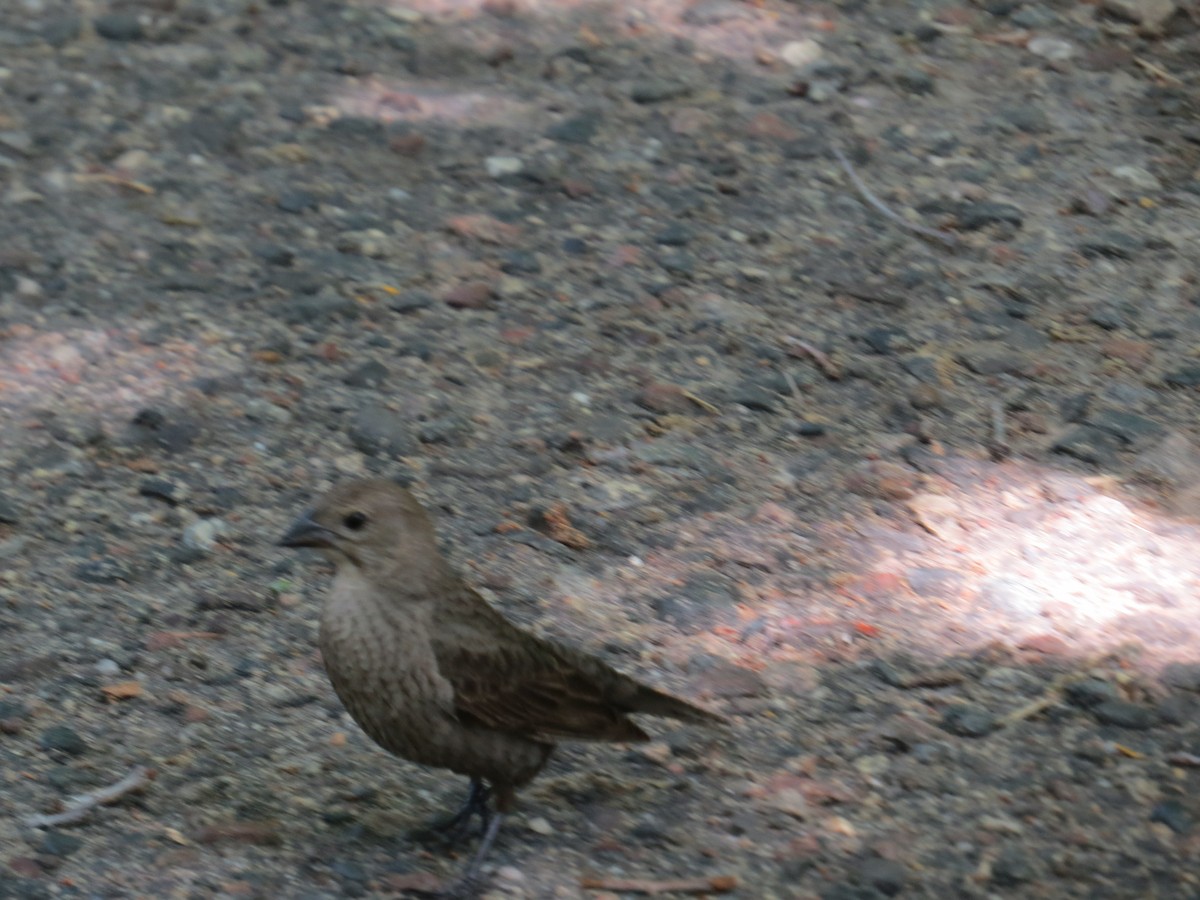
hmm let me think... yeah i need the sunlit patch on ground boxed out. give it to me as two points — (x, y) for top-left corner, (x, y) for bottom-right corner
(0, 324), (242, 437)
(524, 452), (1200, 679)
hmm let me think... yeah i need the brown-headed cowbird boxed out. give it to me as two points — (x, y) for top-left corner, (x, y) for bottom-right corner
(279, 478), (724, 891)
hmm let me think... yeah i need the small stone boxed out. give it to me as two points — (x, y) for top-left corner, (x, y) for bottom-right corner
(630, 78), (691, 104)
(1052, 425), (1121, 467)
(1163, 367), (1200, 388)
(527, 816), (554, 835)
(139, 478), (187, 505)
(992, 846), (1038, 886)
(781, 38), (823, 68)
(894, 68), (935, 95)
(654, 223), (692, 246)
(95, 659), (121, 677)
(39, 831), (84, 858)
(855, 857), (906, 897)
(1111, 164), (1161, 191)
(1086, 408), (1163, 445)
(1064, 678), (1119, 709)
(1163, 662), (1200, 691)
(1027, 36), (1075, 61)
(1101, 0), (1177, 29)
(940, 704), (997, 737)
(1092, 700), (1157, 729)
(75, 557), (132, 584)
(276, 188), (318, 214)
(443, 281), (495, 309)
(93, 13), (143, 41)
(389, 291), (435, 314)
(1079, 230), (1141, 259)
(348, 405), (416, 458)
(732, 383), (778, 413)
(182, 518), (226, 553)
(485, 155), (524, 178)
(39, 725), (88, 756)
(343, 360), (389, 388)
(636, 382), (694, 415)
(546, 113), (601, 144)
(958, 202), (1023, 230)
(1150, 799), (1192, 834)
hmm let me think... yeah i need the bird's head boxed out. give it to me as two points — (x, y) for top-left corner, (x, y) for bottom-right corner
(279, 478), (445, 582)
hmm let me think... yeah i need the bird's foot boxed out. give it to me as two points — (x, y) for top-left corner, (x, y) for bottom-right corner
(410, 779), (492, 846)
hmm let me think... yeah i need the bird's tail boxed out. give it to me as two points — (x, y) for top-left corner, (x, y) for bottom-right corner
(630, 683), (728, 725)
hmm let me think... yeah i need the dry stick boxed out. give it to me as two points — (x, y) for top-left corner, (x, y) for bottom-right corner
(581, 875), (738, 895)
(783, 336), (841, 380)
(830, 143), (959, 248)
(25, 765), (153, 828)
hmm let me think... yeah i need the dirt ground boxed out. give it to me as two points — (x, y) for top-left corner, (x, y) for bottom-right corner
(3, 0), (1200, 897)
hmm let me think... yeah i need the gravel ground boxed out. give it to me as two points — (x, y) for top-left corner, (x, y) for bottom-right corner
(3, 0), (1200, 897)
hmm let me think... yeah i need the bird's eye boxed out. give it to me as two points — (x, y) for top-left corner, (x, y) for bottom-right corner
(343, 511), (368, 531)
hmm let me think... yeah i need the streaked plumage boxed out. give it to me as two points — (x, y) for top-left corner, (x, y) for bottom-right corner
(279, 478), (723, 890)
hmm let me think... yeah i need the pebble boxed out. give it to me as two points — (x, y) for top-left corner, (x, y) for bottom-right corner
(348, 405), (417, 458)
(1027, 36), (1075, 61)
(39, 831), (83, 858)
(992, 846), (1038, 886)
(1092, 700), (1157, 729)
(182, 518), (227, 553)
(940, 704), (997, 737)
(343, 360), (389, 388)
(630, 78), (691, 104)
(93, 13), (143, 41)
(526, 816), (554, 835)
(485, 156), (524, 178)
(1111, 164), (1161, 191)
(1150, 799), (1192, 835)
(95, 659), (121, 676)
(39, 725), (88, 756)
(855, 857), (906, 897)
(781, 38), (823, 68)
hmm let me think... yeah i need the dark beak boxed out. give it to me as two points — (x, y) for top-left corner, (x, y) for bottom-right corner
(279, 511), (337, 549)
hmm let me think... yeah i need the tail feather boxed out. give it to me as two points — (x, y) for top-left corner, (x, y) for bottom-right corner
(629, 683), (728, 725)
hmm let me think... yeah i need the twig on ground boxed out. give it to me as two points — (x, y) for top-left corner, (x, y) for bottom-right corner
(783, 336), (841, 380)
(1134, 56), (1181, 84)
(681, 389), (720, 415)
(581, 874), (738, 895)
(25, 765), (154, 828)
(830, 143), (958, 248)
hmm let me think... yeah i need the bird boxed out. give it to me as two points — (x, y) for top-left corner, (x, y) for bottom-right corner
(278, 478), (725, 893)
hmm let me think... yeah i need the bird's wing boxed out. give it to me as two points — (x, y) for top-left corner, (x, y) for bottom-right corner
(430, 593), (651, 743)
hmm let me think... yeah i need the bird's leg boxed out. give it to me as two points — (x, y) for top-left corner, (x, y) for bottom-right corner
(416, 778), (491, 844)
(439, 811), (504, 898)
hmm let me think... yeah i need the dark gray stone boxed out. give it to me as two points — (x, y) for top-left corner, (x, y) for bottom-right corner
(958, 202), (1023, 230)
(546, 113), (601, 144)
(38, 725), (87, 756)
(855, 857), (906, 897)
(343, 361), (389, 389)
(347, 405), (416, 458)
(630, 78), (691, 104)
(992, 846), (1038, 886)
(1052, 425), (1121, 467)
(38, 832), (83, 858)
(1065, 678), (1119, 709)
(940, 704), (996, 737)
(1092, 700), (1156, 729)
(1150, 799), (1192, 835)
(93, 13), (143, 41)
